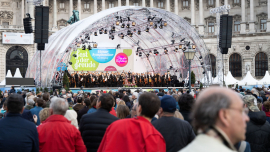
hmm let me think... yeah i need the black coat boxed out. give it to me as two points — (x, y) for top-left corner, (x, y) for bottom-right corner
(77, 106), (89, 124)
(79, 108), (119, 152)
(245, 111), (270, 152)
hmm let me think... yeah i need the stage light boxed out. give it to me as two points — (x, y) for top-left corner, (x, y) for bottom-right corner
(126, 23), (130, 28)
(127, 30), (131, 35)
(180, 38), (185, 42)
(127, 17), (130, 21)
(164, 48), (168, 54)
(171, 40), (175, 44)
(121, 23), (125, 28)
(138, 30), (141, 35)
(199, 56), (202, 59)
(77, 43), (81, 47)
(112, 26), (115, 31)
(137, 47), (141, 52)
(104, 29), (107, 34)
(129, 33), (133, 37)
(88, 45), (92, 50)
(117, 44), (120, 49)
(73, 54), (77, 57)
(132, 21), (136, 26)
(133, 29), (136, 32)
(99, 29), (103, 34)
(148, 16), (151, 21)
(139, 52), (142, 57)
(159, 24), (163, 29)
(175, 70), (178, 72)
(154, 24), (157, 29)
(201, 62), (204, 65)
(179, 44), (183, 49)
(146, 54), (150, 57)
(169, 66), (173, 69)
(146, 27), (149, 32)
(82, 45), (86, 50)
(94, 32), (97, 36)
(183, 47), (186, 51)
(150, 21), (153, 26)
(88, 36), (90, 40)
(93, 43), (98, 48)
(164, 22), (167, 26)
(203, 71), (205, 74)
(187, 41), (190, 46)
(192, 44), (196, 49)
(66, 50), (69, 53)
(136, 52), (138, 56)
(116, 21), (120, 25)
(69, 62), (72, 65)
(111, 35), (114, 40)
(174, 48), (178, 52)
(149, 50), (152, 54)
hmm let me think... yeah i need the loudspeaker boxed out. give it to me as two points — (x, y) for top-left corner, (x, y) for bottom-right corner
(23, 17), (33, 34)
(37, 43), (45, 50)
(219, 14), (233, 54)
(52, 85), (62, 91)
(35, 6), (49, 44)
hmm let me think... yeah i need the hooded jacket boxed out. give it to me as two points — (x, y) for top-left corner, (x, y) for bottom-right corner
(245, 111), (270, 152)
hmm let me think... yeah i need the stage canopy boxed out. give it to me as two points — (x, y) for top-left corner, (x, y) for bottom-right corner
(26, 6), (212, 87)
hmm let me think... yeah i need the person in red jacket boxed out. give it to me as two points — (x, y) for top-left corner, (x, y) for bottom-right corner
(97, 92), (166, 152)
(37, 97), (86, 152)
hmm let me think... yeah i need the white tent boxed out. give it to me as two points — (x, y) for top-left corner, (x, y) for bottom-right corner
(238, 71), (259, 86)
(14, 68), (23, 78)
(258, 71), (270, 85)
(225, 71), (239, 85)
(212, 70), (224, 84)
(6, 70), (12, 78)
(0, 79), (5, 85)
(200, 71), (213, 84)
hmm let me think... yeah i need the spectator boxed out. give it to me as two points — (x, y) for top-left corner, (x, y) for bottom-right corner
(77, 98), (90, 124)
(122, 95), (132, 110)
(172, 94), (180, 111)
(25, 98), (35, 110)
(39, 108), (51, 124)
(87, 98), (97, 114)
(42, 92), (50, 108)
(0, 93), (8, 108)
(9, 86), (16, 94)
(0, 101), (7, 118)
(116, 105), (130, 119)
(263, 101), (270, 123)
(0, 94), (39, 152)
(67, 93), (73, 104)
(180, 87), (249, 152)
(97, 92), (166, 152)
(80, 94), (118, 152)
(30, 98), (44, 125)
(37, 97), (86, 152)
(64, 108), (78, 128)
(153, 95), (195, 152)
(126, 102), (138, 118)
(178, 93), (194, 124)
(174, 110), (184, 120)
(244, 95), (270, 152)
(73, 96), (85, 114)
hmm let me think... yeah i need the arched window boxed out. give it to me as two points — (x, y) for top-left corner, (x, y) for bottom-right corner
(229, 53), (242, 77)
(210, 54), (216, 77)
(6, 46), (28, 78)
(255, 52), (268, 76)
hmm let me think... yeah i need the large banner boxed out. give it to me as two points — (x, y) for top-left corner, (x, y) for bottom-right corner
(2, 32), (34, 44)
(69, 48), (134, 72)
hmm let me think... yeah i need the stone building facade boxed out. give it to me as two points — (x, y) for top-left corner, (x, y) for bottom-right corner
(0, 0), (269, 82)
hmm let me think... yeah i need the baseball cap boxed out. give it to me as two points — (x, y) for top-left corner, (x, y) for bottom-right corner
(160, 95), (176, 113)
(242, 95), (260, 112)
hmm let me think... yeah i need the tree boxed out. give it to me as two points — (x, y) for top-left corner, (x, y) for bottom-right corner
(63, 72), (70, 91)
(44, 87), (48, 93)
(191, 71), (196, 84)
(36, 88), (40, 95)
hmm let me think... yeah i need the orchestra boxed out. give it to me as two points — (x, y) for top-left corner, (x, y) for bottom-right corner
(66, 71), (174, 88)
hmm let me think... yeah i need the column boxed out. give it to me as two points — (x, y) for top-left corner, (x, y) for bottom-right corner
(216, 0), (219, 7)
(21, 0), (24, 25)
(102, 0), (105, 10)
(174, 0), (178, 15)
(78, 0), (81, 19)
(224, 0), (228, 5)
(266, 0), (270, 32)
(166, 0), (170, 11)
(191, 0), (195, 26)
(198, 0), (204, 35)
(215, 0), (219, 35)
(94, 0), (97, 13)
(150, 0), (153, 7)
(118, 0), (121, 7)
(249, 0), (255, 33)
(53, 0), (57, 29)
(69, 0), (73, 17)
(126, 0), (129, 6)
(142, 0), (145, 7)
(240, 0), (246, 34)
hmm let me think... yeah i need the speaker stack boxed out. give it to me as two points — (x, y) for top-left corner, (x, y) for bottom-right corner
(219, 14), (233, 54)
(23, 14), (33, 34)
(35, 6), (49, 50)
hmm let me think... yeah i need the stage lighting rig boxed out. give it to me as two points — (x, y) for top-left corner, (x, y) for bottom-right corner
(99, 28), (103, 34)
(136, 52), (138, 56)
(137, 47), (141, 52)
(169, 66), (173, 69)
(116, 44), (120, 49)
(164, 22), (167, 26)
(146, 53), (150, 57)
(116, 20), (120, 25)
(121, 23), (125, 28)
(192, 44), (196, 49)
(179, 44), (183, 49)
(111, 35), (114, 40)
(126, 23), (130, 28)
(174, 48), (178, 52)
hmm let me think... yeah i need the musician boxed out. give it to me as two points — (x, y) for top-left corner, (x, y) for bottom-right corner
(75, 71), (79, 87)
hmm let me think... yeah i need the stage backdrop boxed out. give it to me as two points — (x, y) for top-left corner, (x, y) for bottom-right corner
(69, 48), (134, 72)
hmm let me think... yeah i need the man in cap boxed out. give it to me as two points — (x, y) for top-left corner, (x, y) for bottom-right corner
(152, 95), (195, 152)
(244, 95), (270, 152)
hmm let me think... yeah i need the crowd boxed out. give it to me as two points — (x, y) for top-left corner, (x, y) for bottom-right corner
(0, 85), (270, 152)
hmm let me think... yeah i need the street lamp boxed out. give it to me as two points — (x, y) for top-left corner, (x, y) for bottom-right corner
(184, 45), (196, 93)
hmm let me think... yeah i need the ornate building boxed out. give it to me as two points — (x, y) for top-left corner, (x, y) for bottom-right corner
(0, 0), (269, 82)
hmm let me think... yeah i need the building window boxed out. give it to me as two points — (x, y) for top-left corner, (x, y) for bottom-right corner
(2, 22), (9, 26)
(183, 0), (188, 6)
(234, 0), (240, 3)
(208, 22), (215, 33)
(261, 19), (267, 31)
(255, 52), (268, 76)
(59, 3), (65, 8)
(133, 3), (139, 6)
(84, 3), (89, 9)
(234, 21), (240, 32)
(229, 53), (242, 77)
(208, 0), (214, 5)
(109, 2), (114, 8)
(158, 1), (164, 8)
(210, 54), (216, 77)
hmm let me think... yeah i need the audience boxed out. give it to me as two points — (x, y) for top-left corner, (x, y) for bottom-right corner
(77, 98), (90, 124)
(30, 98), (44, 125)
(39, 108), (51, 124)
(178, 93), (194, 124)
(87, 98), (98, 114)
(116, 105), (130, 119)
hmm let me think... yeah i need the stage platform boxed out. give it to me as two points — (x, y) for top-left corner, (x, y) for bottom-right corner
(69, 87), (199, 93)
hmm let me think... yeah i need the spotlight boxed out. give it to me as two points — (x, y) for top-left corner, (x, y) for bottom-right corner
(120, 33), (124, 39)
(203, 71), (205, 74)
(126, 23), (130, 28)
(129, 33), (133, 37)
(183, 47), (187, 51)
(136, 52), (138, 56)
(180, 38), (185, 42)
(154, 24), (157, 29)
(192, 44), (196, 49)
(174, 48), (178, 52)
(94, 32), (97, 36)
(175, 70), (178, 72)
(69, 62), (72, 65)
(112, 26), (115, 31)
(127, 17), (130, 21)
(150, 21), (153, 26)
(199, 56), (202, 59)
(146, 27), (149, 32)
(139, 52), (142, 57)
(66, 50), (69, 53)
(137, 47), (141, 52)
(159, 24), (163, 29)
(146, 54), (150, 57)
(121, 23), (125, 28)
(88, 45), (92, 50)
(148, 16), (152, 21)
(149, 50), (152, 54)
(88, 36), (90, 40)
(116, 21), (120, 25)
(99, 29), (103, 34)
(138, 30), (141, 35)
(104, 29), (107, 34)
(133, 29), (136, 32)
(82, 45), (86, 50)
(169, 66), (173, 69)
(116, 44), (120, 49)
(111, 35), (114, 40)
(127, 30), (131, 35)
(93, 43), (98, 48)
(187, 41), (190, 46)
(201, 62), (204, 65)
(179, 44), (183, 49)
(164, 48), (168, 54)
(171, 40), (175, 44)
(132, 21), (136, 26)
(77, 43), (81, 47)
(73, 54), (77, 57)
(164, 22), (167, 26)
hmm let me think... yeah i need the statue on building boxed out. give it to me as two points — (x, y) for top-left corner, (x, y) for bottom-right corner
(67, 10), (79, 24)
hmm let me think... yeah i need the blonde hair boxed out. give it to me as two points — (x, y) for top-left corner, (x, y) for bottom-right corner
(39, 108), (51, 123)
(118, 100), (126, 106)
(116, 105), (130, 119)
(174, 110), (184, 120)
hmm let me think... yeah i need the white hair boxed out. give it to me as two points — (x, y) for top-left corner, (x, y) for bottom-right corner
(27, 99), (35, 106)
(50, 98), (69, 115)
(67, 93), (72, 98)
